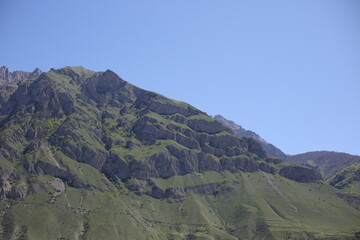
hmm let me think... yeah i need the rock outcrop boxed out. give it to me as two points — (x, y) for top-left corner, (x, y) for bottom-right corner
(279, 165), (323, 183)
(0, 66), (42, 85)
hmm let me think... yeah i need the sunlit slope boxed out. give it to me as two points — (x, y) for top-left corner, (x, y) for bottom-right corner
(2, 169), (359, 240)
(0, 67), (359, 240)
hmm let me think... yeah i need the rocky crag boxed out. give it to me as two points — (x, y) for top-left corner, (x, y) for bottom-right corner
(0, 66), (42, 86)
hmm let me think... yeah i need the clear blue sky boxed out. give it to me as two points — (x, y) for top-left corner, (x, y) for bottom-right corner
(1, 0), (359, 155)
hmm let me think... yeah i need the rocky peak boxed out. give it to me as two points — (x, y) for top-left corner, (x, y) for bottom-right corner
(0, 66), (42, 85)
(30, 68), (42, 78)
(0, 66), (10, 81)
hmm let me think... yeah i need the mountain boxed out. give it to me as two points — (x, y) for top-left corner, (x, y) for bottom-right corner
(0, 67), (359, 239)
(213, 115), (288, 160)
(287, 151), (360, 180)
(0, 66), (42, 86)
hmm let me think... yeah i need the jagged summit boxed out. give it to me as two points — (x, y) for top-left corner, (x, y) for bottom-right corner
(0, 66), (42, 85)
(30, 67), (42, 77)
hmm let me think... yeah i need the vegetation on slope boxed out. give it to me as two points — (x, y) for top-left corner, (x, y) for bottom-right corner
(0, 67), (358, 239)
(287, 151), (360, 180)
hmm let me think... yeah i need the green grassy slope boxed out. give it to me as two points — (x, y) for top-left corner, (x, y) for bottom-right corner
(2, 168), (360, 240)
(328, 163), (360, 210)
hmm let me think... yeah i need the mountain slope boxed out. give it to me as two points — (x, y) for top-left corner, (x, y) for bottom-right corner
(213, 115), (360, 213)
(329, 163), (360, 191)
(329, 163), (360, 203)
(0, 67), (359, 239)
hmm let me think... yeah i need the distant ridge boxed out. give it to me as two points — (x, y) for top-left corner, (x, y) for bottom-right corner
(213, 115), (288, 160)
(214, 115), (360, 181)
(287, 151), (360, 180)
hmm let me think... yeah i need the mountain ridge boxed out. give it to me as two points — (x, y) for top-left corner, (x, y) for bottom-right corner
(214, 114), (360, 179)
(213, 115), (288, 160)
(287, 151), (360, 180)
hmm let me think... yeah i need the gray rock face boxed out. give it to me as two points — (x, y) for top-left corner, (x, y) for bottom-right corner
(187, 119), (231, 134)
(102, 143), (276, 181)
(279, 166), (323, 183)
(213, 115), (288, 160)
(0, 66), (42, 85)
(0, 170), (24, 198)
